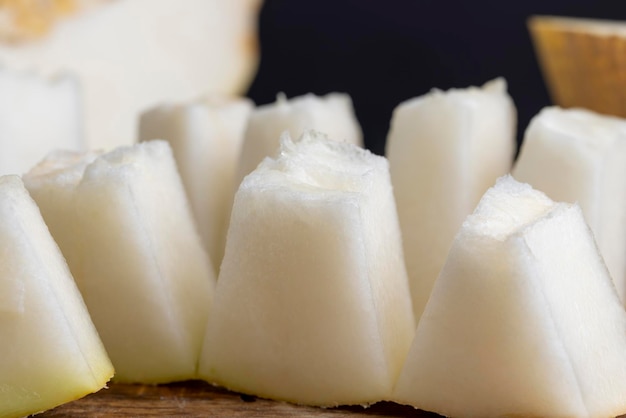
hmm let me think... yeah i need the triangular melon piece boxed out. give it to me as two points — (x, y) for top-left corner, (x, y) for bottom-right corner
(385, 78), (516, 323)
(513, 106), (626, 304)
(139, 95), (253, 271)
(200, 131), (414, 407)
(24, 141), (215, 383)
(0, 175), (113, 418)
(392, 175), (626, 418)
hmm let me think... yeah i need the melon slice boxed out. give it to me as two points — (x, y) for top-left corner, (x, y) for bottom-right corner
(385, 78), (516, 322)
(0, 67), (83, 175)
(392, 175), (626, 418)
(139, 95), (253, 270)
(513, 106), (626, 304)
(24, 141), (215, 383)
(23, 150), (101, 280)
(0, 0), (262, 150)
(0, 175), (113, 418)
(528, 15), (626, 119)
(200, 131), (414, 406)
(236, 92), (363, 186)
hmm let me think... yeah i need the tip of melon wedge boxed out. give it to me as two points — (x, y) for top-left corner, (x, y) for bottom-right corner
(462, 175), (558, 241)
(247, 130), (381, 193)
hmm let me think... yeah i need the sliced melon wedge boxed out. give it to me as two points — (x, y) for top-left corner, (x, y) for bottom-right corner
(385, 78), (516, 323)
(513, 106), (626, 304)
(139, 95), (253, 271)
(200, 131), (414, 406)
(393, 175), (626, 418)
(0, 175), (113, 418)
(24, 141), (215, 383)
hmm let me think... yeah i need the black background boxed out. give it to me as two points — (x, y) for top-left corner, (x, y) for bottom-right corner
(247, 0), (626, 156)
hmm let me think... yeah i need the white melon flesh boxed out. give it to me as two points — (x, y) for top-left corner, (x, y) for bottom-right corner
(0, 67), (82, 175)
(236, 92), (363, 186)
(393, 175), (626, 418)
(24, 141), (216, 383)
(0, 0), (262, 150)
(385, 78), (516, 322)
(200, 131), (414, 406)
(139, 95), (253, 271)
(23, 150), (101, 281)
(513, 106), (626, 304)
(0, 175), (113, 418)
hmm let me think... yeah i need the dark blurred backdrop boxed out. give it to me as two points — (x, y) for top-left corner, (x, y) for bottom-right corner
(247, 0), (626, 156)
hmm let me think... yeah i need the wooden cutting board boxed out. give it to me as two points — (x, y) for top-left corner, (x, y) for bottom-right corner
(39, 381), (442, 417)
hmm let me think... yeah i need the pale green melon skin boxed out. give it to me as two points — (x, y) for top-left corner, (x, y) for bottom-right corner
(200, 132), (414, 407)
(0, 176), (113, 418)
(393, 176), (626, 418)
(513, 106), (626, 305)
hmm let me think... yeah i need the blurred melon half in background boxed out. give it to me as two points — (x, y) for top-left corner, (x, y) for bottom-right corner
(529, 15), (626, 118)
(0, 0), (262, 153)
(0, 67), (83, 176)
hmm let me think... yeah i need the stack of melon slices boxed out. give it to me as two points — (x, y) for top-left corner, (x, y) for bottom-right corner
(3, 78), (626, 418)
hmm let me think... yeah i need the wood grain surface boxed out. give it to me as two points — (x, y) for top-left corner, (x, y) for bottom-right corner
(39, 381), (442, 417)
